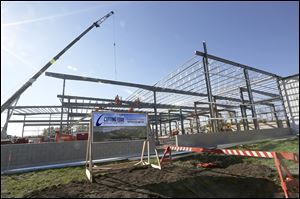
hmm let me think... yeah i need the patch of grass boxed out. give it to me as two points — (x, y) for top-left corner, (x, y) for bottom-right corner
(230, 138), (299, 171)
(1, 166), (85, 198)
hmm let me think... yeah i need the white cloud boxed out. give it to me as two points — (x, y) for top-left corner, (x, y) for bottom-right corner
(67, 65), (78, 71)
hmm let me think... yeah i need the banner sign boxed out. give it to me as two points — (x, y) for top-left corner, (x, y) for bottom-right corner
(93, 112), (147, 127)
(92, 112), (148, 142)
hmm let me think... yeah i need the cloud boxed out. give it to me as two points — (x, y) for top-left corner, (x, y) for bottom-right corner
(2, 5), (103, 27)
(67, 65), (78, 71)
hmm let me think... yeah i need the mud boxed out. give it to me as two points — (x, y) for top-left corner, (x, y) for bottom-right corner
(24, 162), (284, 198)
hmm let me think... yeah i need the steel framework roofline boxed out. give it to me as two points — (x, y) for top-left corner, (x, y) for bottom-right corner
(195, 51), (281, 78)
(62, 102), (210, 111)
(7, 105), (62, 109)
(46, 72), (208, 97)
(280, 73), (299, 80)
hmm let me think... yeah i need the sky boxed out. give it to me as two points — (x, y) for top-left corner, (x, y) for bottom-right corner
(1, 1), (299, 136)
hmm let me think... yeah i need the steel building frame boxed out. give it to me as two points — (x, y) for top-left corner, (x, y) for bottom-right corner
(2, 43), (295, 141)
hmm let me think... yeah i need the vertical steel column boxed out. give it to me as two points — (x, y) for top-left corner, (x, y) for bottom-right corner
(232, 111), (240, 131)
(168, 110), (172, 135)
(22, 115), (26, 138)
(153, 91), (159, 142)
(202, 42), (216, 132)
(159, 115), (162, 137)
(239, 88), (249, 130)
(213, 97), (220, 131)
(164, 123), (167, 136)
(49, 113), (52, 137)
(60, 79), (66, 134)
(1, 109), (10, 138)
(277, 79), (291, 127)
(194, 102), (200, 133)
(189, 119), (193, 134)
(67, 99), (70, 127)
(244, 69), (259, 130)
(180, 108), (185, 134)
(271, 104), (280, 128)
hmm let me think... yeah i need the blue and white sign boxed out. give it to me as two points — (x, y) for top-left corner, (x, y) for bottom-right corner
(93, 112), (147, 127)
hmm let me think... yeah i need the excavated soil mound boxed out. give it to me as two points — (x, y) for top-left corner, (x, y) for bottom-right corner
(24, 163), (284, 198)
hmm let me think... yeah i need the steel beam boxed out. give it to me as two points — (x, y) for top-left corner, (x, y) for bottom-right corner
(244, 69), (259, 130)
(168, 110), (172, 135)
(46, 72), (208, 97)
(240, 88), (249, 130)
(60, 79), (66, 133)
(202, 42), (216, 133)
(240, 87), (279, 98)
(277, 79), (291, 127)
(22, 115), (26, 137)
(180, 108), (185, 134)
(194, 102), (200, 133)
(195, 51), (280, 78)
(153, 91), (159, 142)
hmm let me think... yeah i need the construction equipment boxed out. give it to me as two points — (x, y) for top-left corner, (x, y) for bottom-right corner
(1, 11), (114, 114)
(222, 123), (233, 132)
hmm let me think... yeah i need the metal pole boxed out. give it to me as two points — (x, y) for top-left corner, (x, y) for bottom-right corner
(153, 91), (159, 142)
(60, 79), (66, 134)
(164, 123), (167, 136)
(49, 113), (52, 138)
(22, 115), (26, 138)
(67, 98), (70, 127)
(244, 69), (259, 130)
(1, 109), (10, 138)
(277, 79), (291, 127)
(202, 42), (216, 132)
(271, 104), (280, 128)
(233, 111), (240, 131)
(189, 119), (193, 134)
(168, 110), (172, 135)
(240, 105), (248, 130)
(194, 102), (200, 133)
(240, 88), (249, 130)
(213, 96), (219, 132)
(180, 108), (185, 134)
(159, 115), (162, 137)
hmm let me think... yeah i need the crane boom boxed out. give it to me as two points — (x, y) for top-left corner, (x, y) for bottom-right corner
(1, 11), (114, 113)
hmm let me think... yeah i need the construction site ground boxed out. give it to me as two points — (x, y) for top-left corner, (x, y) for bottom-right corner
(1, 137), (299, 198)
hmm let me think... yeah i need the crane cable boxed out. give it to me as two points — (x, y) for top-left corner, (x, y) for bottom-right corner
(113, 13), (117, 80)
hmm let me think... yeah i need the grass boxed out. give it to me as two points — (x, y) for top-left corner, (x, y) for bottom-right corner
(1, 166), (85, 198)
(1, 137), (299, 198)
(172, 137), (299, 188)
(231, 137), (299, 171)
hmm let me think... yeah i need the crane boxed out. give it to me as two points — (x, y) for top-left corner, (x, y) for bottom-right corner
(1, 11), (114, 113)
(1, 11), (114, 137)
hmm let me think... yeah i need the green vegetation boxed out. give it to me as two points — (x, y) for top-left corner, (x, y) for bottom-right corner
(231, 138), (299, 170)
(1, 166), (85, 198)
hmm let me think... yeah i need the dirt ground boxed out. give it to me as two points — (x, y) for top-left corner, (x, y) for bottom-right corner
(24, 161), (287, 198)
